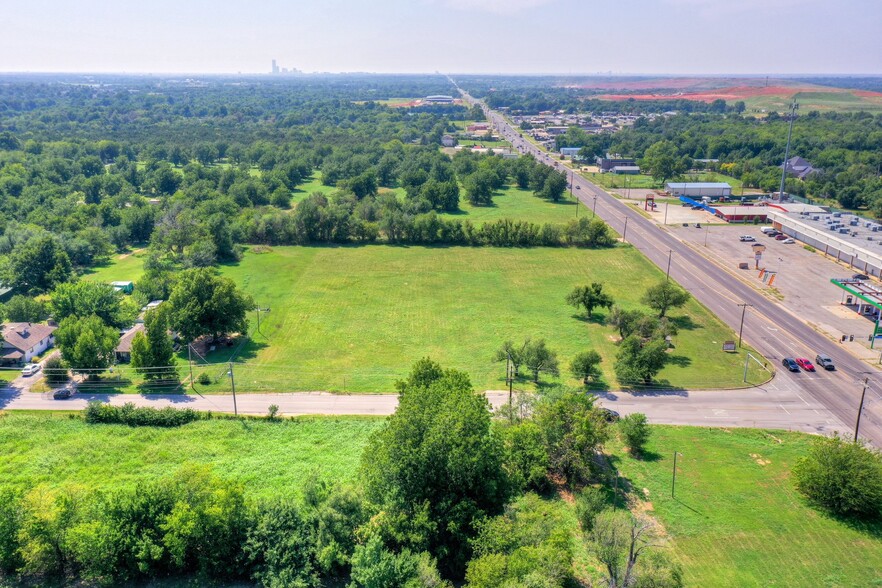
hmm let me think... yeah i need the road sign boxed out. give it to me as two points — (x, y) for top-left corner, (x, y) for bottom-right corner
(722, 341), (736, 352)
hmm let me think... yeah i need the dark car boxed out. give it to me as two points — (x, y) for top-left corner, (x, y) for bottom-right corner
(52, 388), (72, 399)
(781, 357), (800, 372)
(852, 273), (870, 281)
(599, 407), (620, 423)
(815, 354), (836, 371)
(775, 234), (788, 240)
(766, 231), (780, 237)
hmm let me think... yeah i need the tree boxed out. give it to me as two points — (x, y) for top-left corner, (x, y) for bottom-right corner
(792, 435), (882, 517)
(538, 170), (568, 202)
(570, 350), (603, 384)
(54, 315), (119, 375)
(522, 339), (559, 383)
(493, 340), (526, 378)
(614, 336), (670, 386)
(591, 511), (677, 588)
(1, 295), (48, 323)
(5, 236), (71, 294)
(43, 356), (68, 385)
(130, 308), (177, 381)
(641, 281), (690, 318)
(361, 359), (510, 577)
(619, 413), (651, 457)
(167, 268), (253, 343)
(463, 169), (495, 206)
(566, 283), (614, 318)
(533, 391), (609, 485)
(640, 141), (688, 186)
(51, 281), (136, 329)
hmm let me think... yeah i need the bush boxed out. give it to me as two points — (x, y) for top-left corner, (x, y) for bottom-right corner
(198, 371), (212, 385)
(575, 486), (611, 532)
(43, 356), (68, 385)
(267, 404), (280, 420)
(619, 413), (651, 457)
(84, 401), (205, 427)
(793, 435), (882, 518)
(245, 500), (319, 587)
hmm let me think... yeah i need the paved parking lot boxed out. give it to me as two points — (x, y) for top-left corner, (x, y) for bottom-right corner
(669, 222), (882, 362)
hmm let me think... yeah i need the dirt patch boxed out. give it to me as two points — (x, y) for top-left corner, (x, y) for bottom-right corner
(750, 453), (772, 466)
(117, 247), (145, 260)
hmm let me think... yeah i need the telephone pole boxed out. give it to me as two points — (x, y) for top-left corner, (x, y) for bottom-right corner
(737, 303), (753, 348)
(854, 376), (870, 442)
(671, 451), (682, 498)
(622, 217), (629, 243)
(228, 362), (238, 416)
(666, 250), (673, 281)
(254, 305), (271, 334)
(188, 344), (194, 390)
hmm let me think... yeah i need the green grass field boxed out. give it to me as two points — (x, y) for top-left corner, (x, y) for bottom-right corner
(743, 91), (882, 114)
(0, 412), (381, 499)
(587, 171), (745, 193)
(82, 248), (149, 284)
(611, 426), (882, 587)
(441, 185), (583, 225)
(201, 245), (766, 392)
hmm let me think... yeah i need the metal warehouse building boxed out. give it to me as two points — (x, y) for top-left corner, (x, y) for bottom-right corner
(665, 182), (732, 198)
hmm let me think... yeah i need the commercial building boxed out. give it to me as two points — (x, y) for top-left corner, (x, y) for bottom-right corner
(596, 154), (636, 172)
(424, 95), (455, 104)
(559, 147), (582, 158)
(665, 182), (732, 198)
(610, 165), (640, 175)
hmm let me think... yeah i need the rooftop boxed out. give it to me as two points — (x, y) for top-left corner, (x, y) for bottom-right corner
(666, 182), (732, 189)
(1, 322), (57, 353)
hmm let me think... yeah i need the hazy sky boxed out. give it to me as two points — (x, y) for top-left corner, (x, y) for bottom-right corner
(2, 0), (880, 75)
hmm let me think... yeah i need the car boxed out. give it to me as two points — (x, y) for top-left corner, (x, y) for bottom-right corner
(21, 363), (41, 377)
(598, 407), (620, 423)
(852, 273), (870, 281)
(781, 357), (800, 372)
(766, 230), (780, 237)
(815, 354), (836, 370)
(739, 235), (756, 242)
(52, 388), (72, 400)
(795, 358), (816, 372)
(775, 234), (788, 240)
(782, 238), (795, 244)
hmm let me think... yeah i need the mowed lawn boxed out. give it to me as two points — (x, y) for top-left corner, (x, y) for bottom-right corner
(82, 248), (149, 284)
(611, 427), (882, 587)
(441, 185), (584, 225)
(211, 245), (765, 392)
(0, 412), (382, 499)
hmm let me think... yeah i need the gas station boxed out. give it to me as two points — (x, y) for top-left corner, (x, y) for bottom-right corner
(830, 278), (882, 347)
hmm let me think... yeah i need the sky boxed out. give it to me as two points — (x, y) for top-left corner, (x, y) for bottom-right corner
(2, 0), (880, 75)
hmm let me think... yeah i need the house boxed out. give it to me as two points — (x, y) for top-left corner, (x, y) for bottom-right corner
(115, 324), (146, 363)
(111, 281), (134, 294)
(781, 156), (821, 180)
(596, 154), (636, 172)
(441, 134), (456, 147)
(559, 147), (583, 158)
(665, 182), (732, 198)
(0, 322), (57, 366)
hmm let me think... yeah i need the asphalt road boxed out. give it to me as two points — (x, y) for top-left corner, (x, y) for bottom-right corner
(0, 385), (841, 435)
(471, 91), (882, 446)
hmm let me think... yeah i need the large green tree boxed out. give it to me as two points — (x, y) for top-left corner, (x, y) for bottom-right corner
(5, 236), (71, 294)
(51, 281), (137, 329)
(566, 283), (614, 318)
(1, 295), (48, 323)
(641, 281), (690, 319)
(130, 308), (177, 380)
(167, 269), (253, 342)
(55, 315), (119, 375)
(640, 140), (688, 186)
(614, 336), (670, 386)
(361, 359), (510, 578)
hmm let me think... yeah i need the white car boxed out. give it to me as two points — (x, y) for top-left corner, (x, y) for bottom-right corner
(739, 235), (756, 242)
(21, 363), (41, 377)
(782, 238), (795, 244)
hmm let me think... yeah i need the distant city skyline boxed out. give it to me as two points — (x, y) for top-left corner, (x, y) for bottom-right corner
(2, 0), (880, 75)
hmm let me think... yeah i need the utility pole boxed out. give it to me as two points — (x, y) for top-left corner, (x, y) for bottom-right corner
(254, 305), (271, 334)
(593, 195), (598, 217)
(666, 250), (673, 281)
(704, 224), (710, 247)
(228, 362), (238, 416)
(854, 376), (870, 442)
(188, 344), (194, 390)
(671, 451), (682, 498)
(778, 101), (799, 201)
(622, 217), (629, 243)
(664, 202), (669, 225)
(737, 303), (753, 347)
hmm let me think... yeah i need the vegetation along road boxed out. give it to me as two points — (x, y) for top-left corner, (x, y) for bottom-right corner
(473, 91), (882, 447)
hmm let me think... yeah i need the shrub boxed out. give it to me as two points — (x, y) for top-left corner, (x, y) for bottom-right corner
(84, 401), (205, 427)
(793, 435), (882, 518)
(267, 404), (280, 420)
(575, 486), (611, 532)
(43, 356), (68, 385)
(619, 413), (652, 456)
(198, 372), (212, 385)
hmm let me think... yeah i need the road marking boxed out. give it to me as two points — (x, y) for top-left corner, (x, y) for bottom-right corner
(795, 393), (811, 406)
(779, 404), (791, 415)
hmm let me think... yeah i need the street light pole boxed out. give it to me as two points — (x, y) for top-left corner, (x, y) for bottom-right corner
(622, 217), (629, 243)
(671, 451), (682, 498)
(664, 202), (669, 225)
(778, 101), (799, 201)
(854, 376), (870, 442)
(593, 195), (598, 217)
(737, 303), (753, 348)
(666, 250), (673, 281)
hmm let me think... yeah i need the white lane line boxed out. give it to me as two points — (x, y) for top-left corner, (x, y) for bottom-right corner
(795, 393), (811, 406)
(779, 404), (791, 415)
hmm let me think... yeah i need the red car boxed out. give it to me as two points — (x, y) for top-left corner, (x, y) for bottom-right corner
(795, 358), (816, 372)
(775, 234), (788, 240)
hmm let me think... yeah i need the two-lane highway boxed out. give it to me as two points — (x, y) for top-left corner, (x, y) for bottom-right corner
(468, 91), (882, 445)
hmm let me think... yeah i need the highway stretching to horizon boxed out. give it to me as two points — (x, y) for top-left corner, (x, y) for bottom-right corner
(463, 85), (882, 447)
